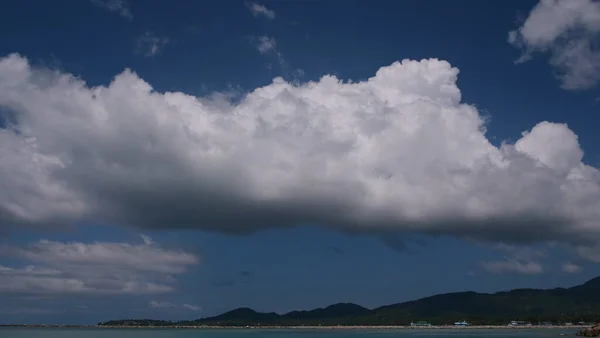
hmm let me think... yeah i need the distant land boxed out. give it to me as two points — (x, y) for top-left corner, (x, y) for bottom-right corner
(100, 277), (600, 327)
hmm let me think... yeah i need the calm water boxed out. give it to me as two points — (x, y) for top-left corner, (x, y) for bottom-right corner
(0, 329), (579, 338)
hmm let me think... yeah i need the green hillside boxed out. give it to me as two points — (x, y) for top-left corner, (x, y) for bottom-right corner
(100, 277), (600, 326)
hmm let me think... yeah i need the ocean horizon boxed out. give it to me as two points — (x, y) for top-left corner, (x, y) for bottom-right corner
(0, 327), (580, 338)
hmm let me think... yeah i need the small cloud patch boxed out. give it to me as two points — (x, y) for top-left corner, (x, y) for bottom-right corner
(246, 2), (275, 19)
(561, 262), (582, 273)
(90, 0), (133, 20)
(136, 32), (169, 57)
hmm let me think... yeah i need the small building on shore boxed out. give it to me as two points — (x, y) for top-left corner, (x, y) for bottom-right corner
(410, 321), (432, 327)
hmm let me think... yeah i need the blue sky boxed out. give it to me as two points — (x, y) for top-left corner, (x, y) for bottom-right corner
(1, 0), (600, 325)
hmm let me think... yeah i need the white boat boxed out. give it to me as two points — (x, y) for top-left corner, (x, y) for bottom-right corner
(508, 320), (532, 326)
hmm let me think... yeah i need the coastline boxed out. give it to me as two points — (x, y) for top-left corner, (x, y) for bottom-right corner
(0, 324), (590, 330)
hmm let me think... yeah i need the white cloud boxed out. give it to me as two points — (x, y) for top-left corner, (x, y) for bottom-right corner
(90, 0), (133, 20)
(183, 304), (201, 311)
(141, 234), (154, 245)
(255, 35), (277, 54)
(251, 36), (286, 68)
(149, 301), (200, 311)
(561, 262), (582, 273)
(575, 244), (600, 262)
(508, 0), (600, 90)
(0, 236), (198, 295)
(246, 2), (275, 19)
(136, 32), (169, 57)
(0, 54), (599, 244)
(481, 259), (544, 275)
(480, 244), (545, 274)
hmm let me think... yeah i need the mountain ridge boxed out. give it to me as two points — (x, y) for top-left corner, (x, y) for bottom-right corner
(100, 277), (600, 326)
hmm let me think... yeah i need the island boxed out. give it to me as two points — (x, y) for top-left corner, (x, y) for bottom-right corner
(98, 276), (600, 329)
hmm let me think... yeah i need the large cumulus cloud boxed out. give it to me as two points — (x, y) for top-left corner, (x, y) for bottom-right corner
(0, 53), (599, 243)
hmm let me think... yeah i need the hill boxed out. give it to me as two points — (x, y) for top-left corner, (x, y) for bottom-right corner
(100, 277), (600, 326)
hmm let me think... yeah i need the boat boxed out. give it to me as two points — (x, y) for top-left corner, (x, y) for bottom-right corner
(508, 320), (532, 327)
(454, 320), (469, 326)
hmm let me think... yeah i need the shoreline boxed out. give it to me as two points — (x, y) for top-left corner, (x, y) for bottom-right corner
(1, 325), (590, 330)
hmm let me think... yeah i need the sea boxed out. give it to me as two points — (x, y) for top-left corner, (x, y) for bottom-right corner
(0, 328), (579, 338)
